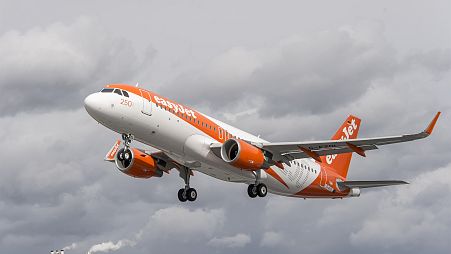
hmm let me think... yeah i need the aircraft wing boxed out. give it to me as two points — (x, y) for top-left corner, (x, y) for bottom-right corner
(337, 180), (408, 189)
(258, 112), (440, 163)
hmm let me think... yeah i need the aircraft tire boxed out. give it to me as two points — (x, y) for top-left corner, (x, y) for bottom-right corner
(257, 183), (267, 197)
(187, 188), (197, 201)
(178, 188), (188, 202)
(247, 184), (258, 198)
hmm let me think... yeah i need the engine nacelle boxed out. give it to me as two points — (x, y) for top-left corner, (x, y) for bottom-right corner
(115, 148), (163, 178)
(220, 138), (270, 170)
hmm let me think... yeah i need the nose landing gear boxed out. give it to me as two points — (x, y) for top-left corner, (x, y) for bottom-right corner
(116, 133), (135, 168)
(122, 133), (134, 150)
(178, 166), (197, 202)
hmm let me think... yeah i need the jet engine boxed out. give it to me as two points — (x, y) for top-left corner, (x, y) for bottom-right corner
(115, 148), (163, 178)
(220, 138), (271, 170)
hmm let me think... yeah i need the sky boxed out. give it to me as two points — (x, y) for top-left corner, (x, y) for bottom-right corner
(0, 0), (450, 254)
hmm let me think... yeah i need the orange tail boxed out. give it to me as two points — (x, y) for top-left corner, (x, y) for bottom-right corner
(320, 115), (361, 179)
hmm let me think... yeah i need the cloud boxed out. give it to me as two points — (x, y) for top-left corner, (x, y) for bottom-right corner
(144, 206), (225, 239)
(0, 5), (449, 254)
(87, 239), (136, 254)
(163, 24), (398, 117)
(349, 164), (451, 253)
(208, 233), (251, 248)
(62, 243), (77, 251)
(0, 17), (153, 116)
(260, 231), (284, 247)
(82, 206), (226, 253)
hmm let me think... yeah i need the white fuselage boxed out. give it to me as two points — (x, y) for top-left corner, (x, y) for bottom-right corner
(85, 89), (324, 197)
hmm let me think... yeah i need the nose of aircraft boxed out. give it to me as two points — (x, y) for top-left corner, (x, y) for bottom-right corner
(84, 93), (103, 117)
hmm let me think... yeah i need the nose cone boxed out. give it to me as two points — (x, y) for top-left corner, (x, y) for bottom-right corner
(84, 93), (104, 118)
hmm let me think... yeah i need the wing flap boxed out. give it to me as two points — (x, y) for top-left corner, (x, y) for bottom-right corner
(280, 144), (378, 160)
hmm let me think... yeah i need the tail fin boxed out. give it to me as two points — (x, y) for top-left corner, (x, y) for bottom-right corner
(320, 115), (361, 179)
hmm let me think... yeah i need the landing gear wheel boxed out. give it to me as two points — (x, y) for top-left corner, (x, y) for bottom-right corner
(187, 188), (197, 201)
(178, 166), (198, 202)
(247, 184), (258, 198)
(121, 133), (134, 150)
(178, 188), (188, 202)
(257, 183), (267, 197)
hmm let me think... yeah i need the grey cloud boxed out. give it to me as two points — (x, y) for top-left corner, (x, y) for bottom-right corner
(260, 231), (284, 247)
(404, 48), (451, 74)
(254, 164), (451, 254)
(349, 165), (451, 253)
(208, 233), (251, 248)
(0, 2), (450, 254)
(163, 26), (398, 117)
(0, 17), (153, 116)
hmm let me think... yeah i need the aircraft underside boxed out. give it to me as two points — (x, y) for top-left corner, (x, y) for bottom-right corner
(85, 84), (440, 202)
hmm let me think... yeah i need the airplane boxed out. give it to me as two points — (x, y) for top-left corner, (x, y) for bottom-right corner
(84, 84), (441, 202)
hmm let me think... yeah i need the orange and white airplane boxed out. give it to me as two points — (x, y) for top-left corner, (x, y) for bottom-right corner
(84, 84), (440, 202)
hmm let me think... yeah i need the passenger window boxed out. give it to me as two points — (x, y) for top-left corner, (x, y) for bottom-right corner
(101, 88), (114, 93)
(113, 89), (122, 96)
(122, 90), (129, 97)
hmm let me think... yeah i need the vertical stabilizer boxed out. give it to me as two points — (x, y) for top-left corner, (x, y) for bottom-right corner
(320, 115), (361, 179)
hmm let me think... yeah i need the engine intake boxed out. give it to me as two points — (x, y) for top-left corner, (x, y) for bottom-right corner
(115, 148), (163, 178)
(220, 138), (270, 170)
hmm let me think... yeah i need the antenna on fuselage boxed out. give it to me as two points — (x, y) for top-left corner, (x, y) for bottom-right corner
(135, 82), (140, 87)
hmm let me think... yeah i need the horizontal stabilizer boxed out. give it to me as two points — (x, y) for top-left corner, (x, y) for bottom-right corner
(338, 180), (408, 189)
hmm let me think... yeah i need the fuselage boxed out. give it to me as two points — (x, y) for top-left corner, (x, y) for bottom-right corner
(84, 84), (353, 198)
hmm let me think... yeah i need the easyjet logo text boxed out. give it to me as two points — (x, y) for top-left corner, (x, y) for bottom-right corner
(326, 119), (358, 165)
(108, 141), (120, 160)
(154, 96), (197, 119)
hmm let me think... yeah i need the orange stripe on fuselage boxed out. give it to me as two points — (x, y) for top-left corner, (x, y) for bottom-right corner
(108, 84), (346, 196)
(107, 84), (232, 144)
(265, 167), (289, 189)
(294, 163), (349, 197)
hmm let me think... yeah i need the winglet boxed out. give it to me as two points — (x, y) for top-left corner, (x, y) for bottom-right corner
(424, 112), (441, 135)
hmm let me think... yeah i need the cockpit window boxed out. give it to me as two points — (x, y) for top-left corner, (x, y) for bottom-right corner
(113, 89), (122, 96)
(122, 90), (129, 97)
(101, 88), (114, 93)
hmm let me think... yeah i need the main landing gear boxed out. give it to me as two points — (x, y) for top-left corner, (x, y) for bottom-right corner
(247, 170), (267, 198)
(178, 166), (197, 202)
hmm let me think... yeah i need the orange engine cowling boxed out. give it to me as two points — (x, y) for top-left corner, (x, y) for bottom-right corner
(220, 138), (270, 170)
(115, 148), (163, 178)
